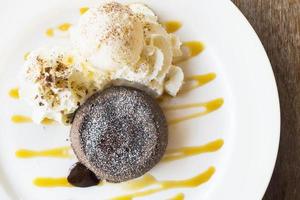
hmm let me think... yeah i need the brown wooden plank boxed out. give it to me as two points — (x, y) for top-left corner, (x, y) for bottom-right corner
(231, 0), (300, 199)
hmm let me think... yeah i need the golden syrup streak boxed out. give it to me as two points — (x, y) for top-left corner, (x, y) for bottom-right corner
(41, 118), (55, 125)
(33, 177), (71, 187)
(80, 7), (89, 15)
(9, 88), (19, 99)
(158, 73), (216, 103)
(24, 52), (30, 60)
(186, 73), (216, 87)
(179, 73), (216, 95)
(183, 41), (205, 57)
(163, 21), (182, 33)
(165, 98), (224, 125)
(65, 56), (74, 65)
(111, 167), (215, 200)
(11, 115), (55, 125)
(168, 193), (185, 200)
(16, 146), (72, 158)
(123, 174), (157, 190)
(11, 115), (32, 123)
(163, 139), (224, 162)
(45, 28), (54, 37)
(58, 23), (72, 32)
(34, 177), (104, 188)
(173, 41), (205, 64)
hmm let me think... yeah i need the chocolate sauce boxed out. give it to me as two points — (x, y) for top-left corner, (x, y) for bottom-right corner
(67, 162), (100, 187)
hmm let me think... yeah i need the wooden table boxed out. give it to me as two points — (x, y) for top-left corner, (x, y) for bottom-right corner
(231, 0), (300, 199)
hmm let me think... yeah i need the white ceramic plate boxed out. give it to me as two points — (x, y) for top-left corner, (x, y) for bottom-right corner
(0, 0), (280, 200)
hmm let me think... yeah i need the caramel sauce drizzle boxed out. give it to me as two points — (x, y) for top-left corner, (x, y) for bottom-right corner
(174, 41), (205, 63)
(41, 118), (56, 125)
(111, 167), (215, 200)
(158, 73), (216, 103)
(80, 7), (89, 15)
(183, 41), (205, 57)
(180, 73), (216, 95)
(58, 23), (72, 32)
(11, 115), (55, 125)
(45, 28), (54, 37)
(33, 177), (71, 187)
(169, 193), (185, 200)
(66, 56), (74, 65)
(9, 88), (20, 99)
(24, 52), (30, 61)
(34, 176), (104, 188)
(16, 146), (72, 159)
(164, 98), (224, 125)
(163, 139), (224, 162)
(163, 21), (182, 33)
(11, 115), (32, 123)
(45, 23), (72, 37)
(123, 174), (157, 190)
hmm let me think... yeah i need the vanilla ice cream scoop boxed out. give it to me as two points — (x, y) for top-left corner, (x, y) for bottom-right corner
(71, 2), (144, 70)
(72, 2), (184, 97)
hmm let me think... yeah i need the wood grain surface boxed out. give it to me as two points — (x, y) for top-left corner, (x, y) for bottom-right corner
(231, 0), (300, 199)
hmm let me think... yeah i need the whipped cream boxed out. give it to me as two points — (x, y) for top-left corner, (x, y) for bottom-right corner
(20, 2), (184, 125)
(19, 47), (109, 124)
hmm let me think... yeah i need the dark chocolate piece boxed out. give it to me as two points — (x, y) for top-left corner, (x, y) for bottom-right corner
(67, 162), (100, 187)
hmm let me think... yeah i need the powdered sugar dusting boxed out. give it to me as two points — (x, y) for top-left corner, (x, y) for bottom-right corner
(70, 86), (168, 182)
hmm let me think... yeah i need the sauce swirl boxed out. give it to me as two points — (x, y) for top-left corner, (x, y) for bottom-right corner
(111, 167), (215, 200)
(16, 146), (71, 159)
(165, 98), (224, 125)
(45, 28), (54, 37)
(33, 177), (71, 187)
(58, 23), (72, 32)
(9, 88), (19, 99)
(163, 21), (182, 33)
(169, 193), (185, 200)
(80, 7), (89, 15)
(163, 139), (224, 162)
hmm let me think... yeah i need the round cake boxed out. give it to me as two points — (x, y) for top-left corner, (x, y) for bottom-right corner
(70, 86), (168, 183)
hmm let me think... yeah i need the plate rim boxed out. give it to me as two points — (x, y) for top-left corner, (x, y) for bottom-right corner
(0, 0), (281, 199)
